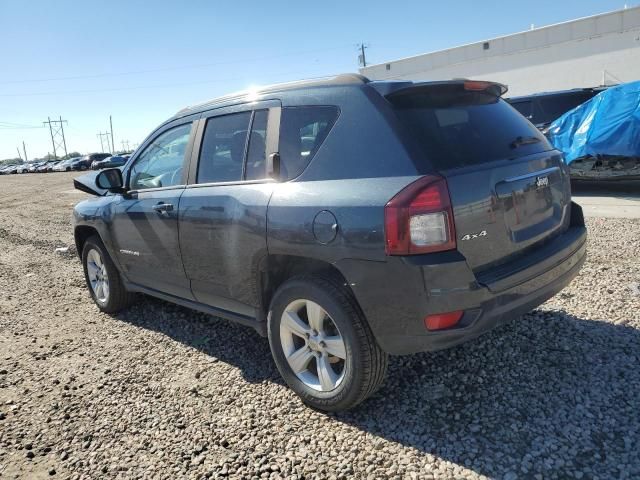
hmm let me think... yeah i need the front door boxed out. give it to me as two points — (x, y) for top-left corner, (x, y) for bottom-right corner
(179, 104), (280, 316)
(110, 120), (196, 299)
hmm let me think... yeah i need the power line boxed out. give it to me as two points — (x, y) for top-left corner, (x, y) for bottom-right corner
(43, 116), (68, 159)
(0, 70), (343, 98)
(0, 121), (42, 127)
(0, 125), (44, 130)
(0, 121), (43, 129)
(0, 45), (353, 86)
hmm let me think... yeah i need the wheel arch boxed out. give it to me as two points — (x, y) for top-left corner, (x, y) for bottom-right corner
(257, 255), (359, 317)
(74, 225), (99, 259)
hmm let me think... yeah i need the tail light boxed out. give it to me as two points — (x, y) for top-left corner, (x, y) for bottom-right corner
(384, 176), (456, 255)
(424, 311), (464, 331)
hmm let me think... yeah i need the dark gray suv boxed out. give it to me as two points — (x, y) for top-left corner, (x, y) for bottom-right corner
(72, 74), (587, 411)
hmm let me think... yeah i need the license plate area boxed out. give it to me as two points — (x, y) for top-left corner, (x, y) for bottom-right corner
(495, 166), (565, 244)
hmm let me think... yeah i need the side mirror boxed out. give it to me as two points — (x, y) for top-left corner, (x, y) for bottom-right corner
(96, 168), (125, 192)
(267, 152), (280, 180)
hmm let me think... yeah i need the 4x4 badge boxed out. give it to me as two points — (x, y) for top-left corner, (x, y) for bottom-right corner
(461, 230), (487, 241)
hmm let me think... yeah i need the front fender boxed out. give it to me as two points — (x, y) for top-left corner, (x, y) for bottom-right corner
(72, 196), (127, 278)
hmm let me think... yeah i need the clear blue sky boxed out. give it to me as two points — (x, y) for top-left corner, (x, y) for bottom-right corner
(0, 0), (632, 160)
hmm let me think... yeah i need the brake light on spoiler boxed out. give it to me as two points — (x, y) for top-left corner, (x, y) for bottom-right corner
(463, 80), (508, 96)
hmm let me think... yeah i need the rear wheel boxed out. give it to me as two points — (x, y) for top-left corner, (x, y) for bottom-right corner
(82, 236), (134, 313)
(268, 275), (387, 411)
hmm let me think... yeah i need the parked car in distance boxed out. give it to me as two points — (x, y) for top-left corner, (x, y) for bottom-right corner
(53, 158), (78, 172)
(507, 87), (607, 132)
(0, 164), (18, 174)
(91, 154), (129, 170)
(72, 153), (111, 171)
(28, 162), (46, 173)
(37, 160), (60, 172)
(16, 163), (32, 174)
(48, 160), (62, 172)
(73, 74), (587, 411)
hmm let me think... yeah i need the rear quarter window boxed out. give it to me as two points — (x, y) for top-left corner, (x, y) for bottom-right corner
(391, 90), (550, 170)
(278, 106), (339, 180)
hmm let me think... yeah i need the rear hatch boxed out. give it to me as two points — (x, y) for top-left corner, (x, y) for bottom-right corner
(387, 81), (572, 273)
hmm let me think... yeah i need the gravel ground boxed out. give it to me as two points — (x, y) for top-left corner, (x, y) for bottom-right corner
(0, 172), (639, 480)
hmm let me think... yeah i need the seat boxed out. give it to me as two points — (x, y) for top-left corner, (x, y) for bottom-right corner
(230, 131), (248, 164)
(245, 131), (266, 180)
(278, 123), (303, 180)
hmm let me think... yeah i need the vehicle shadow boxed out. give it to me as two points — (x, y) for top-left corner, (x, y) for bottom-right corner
(336, 310), (640, 478)
(112, 295), (281, 384)
(113, 297), (639, 478)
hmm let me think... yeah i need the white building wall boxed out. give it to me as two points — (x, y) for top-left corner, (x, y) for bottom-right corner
(361, 7), (640, 97)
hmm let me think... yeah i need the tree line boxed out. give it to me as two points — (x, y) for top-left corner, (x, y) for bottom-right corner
(0, 152), (83, 166)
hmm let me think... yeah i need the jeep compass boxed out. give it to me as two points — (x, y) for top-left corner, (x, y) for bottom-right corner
(72, 74), (587, 411)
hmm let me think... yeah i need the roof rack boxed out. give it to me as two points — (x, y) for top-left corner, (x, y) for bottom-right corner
(176, 73), (370, 116)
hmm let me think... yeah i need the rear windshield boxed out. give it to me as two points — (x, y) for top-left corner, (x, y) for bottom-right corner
(509, 100), (533, 119)
(390, 88), (550, 170)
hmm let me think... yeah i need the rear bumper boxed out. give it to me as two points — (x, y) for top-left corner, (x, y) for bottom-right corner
(338, 202), (587, 355)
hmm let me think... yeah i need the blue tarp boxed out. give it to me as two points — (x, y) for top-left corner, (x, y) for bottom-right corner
(547, 81), (640, 163)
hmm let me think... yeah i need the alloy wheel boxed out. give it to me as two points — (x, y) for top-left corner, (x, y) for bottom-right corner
(280, 299), (347, 391)
(86, 248), (110, 303)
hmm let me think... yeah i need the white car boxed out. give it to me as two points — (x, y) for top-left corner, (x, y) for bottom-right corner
(53, 158), (78, 172)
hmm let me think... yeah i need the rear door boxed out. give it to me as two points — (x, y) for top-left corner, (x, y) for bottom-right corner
(178, 101), (280, 316)
(389, 83), (572, 273)
(109, 118), (197, 298)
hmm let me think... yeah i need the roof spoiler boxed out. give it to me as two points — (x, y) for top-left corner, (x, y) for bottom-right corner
(371, 79), (508, 98)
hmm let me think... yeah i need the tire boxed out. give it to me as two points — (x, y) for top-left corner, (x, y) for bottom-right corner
(82, 235), (135, 313)
(268, 275), (388, 411)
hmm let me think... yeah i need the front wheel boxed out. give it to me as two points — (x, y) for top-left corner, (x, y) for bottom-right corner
(82, 235), (134, 313)
(268, 275), (388, 411)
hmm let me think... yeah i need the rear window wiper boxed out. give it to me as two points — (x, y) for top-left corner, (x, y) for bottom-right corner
(510, 136), (541, 149)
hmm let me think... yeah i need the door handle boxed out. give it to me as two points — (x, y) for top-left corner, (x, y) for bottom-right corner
(153, 202), (174, 214)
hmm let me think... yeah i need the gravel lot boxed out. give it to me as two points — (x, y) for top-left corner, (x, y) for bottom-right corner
(0, 172), (639, 480)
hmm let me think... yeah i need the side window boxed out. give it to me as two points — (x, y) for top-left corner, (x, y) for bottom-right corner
(130, 123), (192, 190)
(278, 106), (339, 180)
(245, 110), (269, 180)
(197, 112), (251, 184)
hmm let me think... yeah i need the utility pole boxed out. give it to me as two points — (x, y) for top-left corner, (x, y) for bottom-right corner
(59, 116), (68, 157)
(121, 139), (130, 152)
(46, 117), (57, 159)
(96, 132), (111, 153)
(23, 141), (27, 162)
(109, 115), (115, 153)
(42, 116), (68, 159)
(358, 42), (368, 68)
(16, 147), (22, 161)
